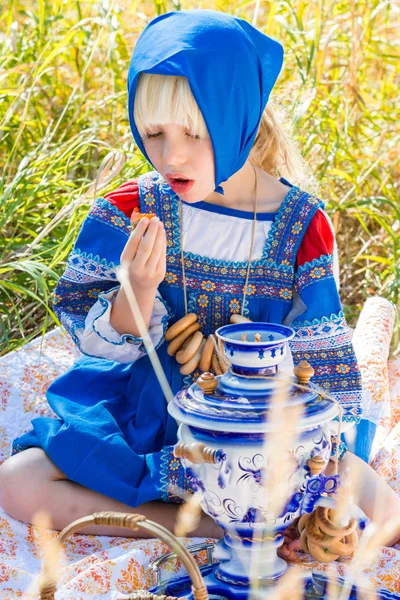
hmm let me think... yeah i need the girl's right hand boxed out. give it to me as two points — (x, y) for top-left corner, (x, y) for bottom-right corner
(120, 216), (167, 291)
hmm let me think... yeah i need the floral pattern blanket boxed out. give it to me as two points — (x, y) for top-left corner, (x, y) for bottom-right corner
(0, 297), (399, 598)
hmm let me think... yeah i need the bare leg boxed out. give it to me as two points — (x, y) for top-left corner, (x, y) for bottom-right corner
(0, 448), (223, 539)
(326, 450), (400, 546)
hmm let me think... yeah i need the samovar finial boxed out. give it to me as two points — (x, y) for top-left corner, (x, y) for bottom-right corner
(196, 372), (218, 394)
(294, 360), (315, 385)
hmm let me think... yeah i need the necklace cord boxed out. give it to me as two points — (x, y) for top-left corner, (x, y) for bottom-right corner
(241, 159), (258, 315)
(179, 199), (188, 315)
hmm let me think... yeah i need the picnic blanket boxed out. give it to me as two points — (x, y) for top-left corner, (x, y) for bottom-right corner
(0, 296), (399, 598)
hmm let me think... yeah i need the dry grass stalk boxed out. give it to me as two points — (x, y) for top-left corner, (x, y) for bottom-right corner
(22, 150), (125, 258)
(266, 565), (305, 600)
(118, 263), (174, 404)
(324, 563), (376, 600)
(333, 441), (400, 595)
(23, 511), (62, 600)
(335, 516), (397, 600)
(353, 572), (378, 600)
(249, 374), (304, 597)
(174, 494), (203, 538)
(326, 563), (341, 600)
(260, 374), (304, 519)
(331, 467), (352, 526)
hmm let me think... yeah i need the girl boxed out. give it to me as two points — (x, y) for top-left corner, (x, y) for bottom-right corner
(1, 9), (399, 549)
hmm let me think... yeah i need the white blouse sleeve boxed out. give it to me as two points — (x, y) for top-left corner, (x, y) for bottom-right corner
(76, 286), (170, 363)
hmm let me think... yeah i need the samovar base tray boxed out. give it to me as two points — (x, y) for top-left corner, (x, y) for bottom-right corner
(149, 565), (400, 600)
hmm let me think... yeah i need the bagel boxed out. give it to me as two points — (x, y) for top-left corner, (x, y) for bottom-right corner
(315, 507), (357, 537)
(325, 530), (358, 557)
(300, 529), (310, 554)
(180, 339), (206, 376)
(165, 313), (198, 342)
(216, 348), (229, 374)
(167, 322), (201, 356)
(297, 513), (310, 534)
(217, 339), (229, 373)
(305, 512), (339, 545)
(216, 347), (229, 374)
(176, 331), (204, 364)
(211, 351), (224, 376)
(173, 335), (192, 364)
(199, 335), (215, 372)
(307, 539), (340, 563)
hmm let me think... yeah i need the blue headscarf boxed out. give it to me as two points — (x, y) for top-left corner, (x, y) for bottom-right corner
(127, 9), (284, 195)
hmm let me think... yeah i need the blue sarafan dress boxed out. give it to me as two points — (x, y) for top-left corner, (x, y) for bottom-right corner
(13, 171), (367, 507)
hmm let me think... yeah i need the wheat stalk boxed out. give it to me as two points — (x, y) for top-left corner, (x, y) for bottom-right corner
(249, 374), (304, 597)
(23, 511), (62, 600)
(175, 494), (203, 538)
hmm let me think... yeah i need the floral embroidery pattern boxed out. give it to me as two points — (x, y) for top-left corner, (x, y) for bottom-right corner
(201, 280), (216, 292)
(279, 288), (292, 300)
(160, 445), (192, 503)
(164, 272), (177, 284)
(291, 221), (303, 234)
(289, 312), (362, 422)
(87, 288), (102, 299)
(296, 254), (334, 292)
(198, 294), (209, 308)
(144, 191), (156, 206)
(110, 215), (126, 227)
(242, 283), (257, 295)
(310, 267), (326, 279)
(90, 198), (131, 233)
(229, 298), (241, 313)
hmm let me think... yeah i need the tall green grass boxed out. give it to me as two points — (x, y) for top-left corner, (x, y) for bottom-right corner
(1, 0), (399, 356)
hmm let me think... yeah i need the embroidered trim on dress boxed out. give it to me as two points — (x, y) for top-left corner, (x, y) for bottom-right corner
(160, 445), (191, 503)
(63, 249), (118, 283)
(295, 254), (335, 293)
(90, 198), (132, 233)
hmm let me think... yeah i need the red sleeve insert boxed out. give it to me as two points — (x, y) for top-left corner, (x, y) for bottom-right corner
(103, 179), (140, 218)
(296, 209), (335, 268)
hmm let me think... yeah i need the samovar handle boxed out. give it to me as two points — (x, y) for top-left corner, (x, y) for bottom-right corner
(174, 442), (226, 465)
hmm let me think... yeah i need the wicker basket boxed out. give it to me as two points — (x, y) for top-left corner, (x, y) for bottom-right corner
(38, 511), (209, 600)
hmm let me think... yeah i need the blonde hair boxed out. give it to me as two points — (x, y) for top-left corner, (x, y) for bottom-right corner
(134, 73), (320, 196)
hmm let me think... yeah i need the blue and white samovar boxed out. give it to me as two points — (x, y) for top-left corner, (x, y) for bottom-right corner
(168, 322), (344, 598)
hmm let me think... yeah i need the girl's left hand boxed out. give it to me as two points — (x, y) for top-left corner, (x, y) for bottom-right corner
(277, 521), (302, 562)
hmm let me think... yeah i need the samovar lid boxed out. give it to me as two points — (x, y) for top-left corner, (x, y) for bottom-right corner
(168, 322), (338, 433)
(168, 376), (338, 433)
